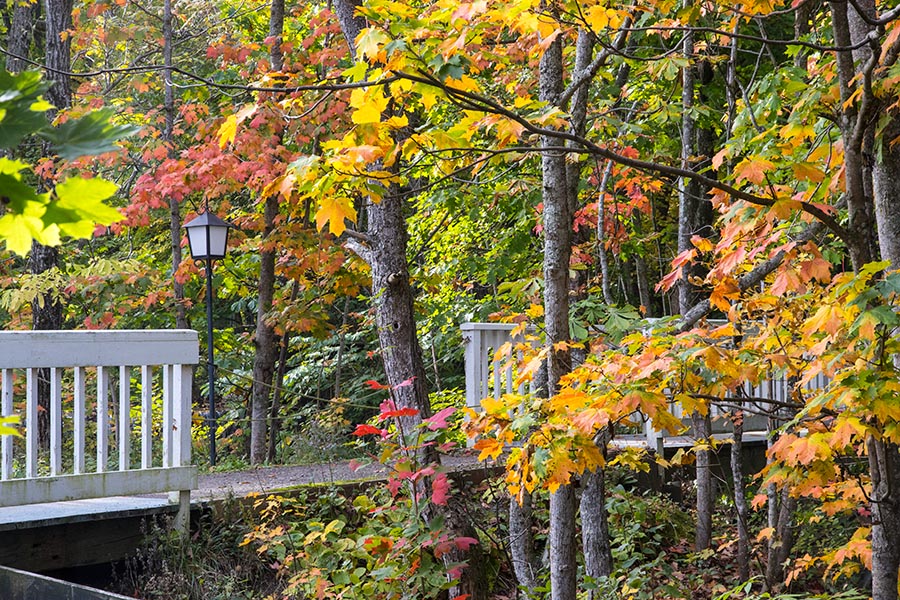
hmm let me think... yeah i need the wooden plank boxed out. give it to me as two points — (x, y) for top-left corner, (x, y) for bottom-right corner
(50, 367), (62, 476)
(74, 367), (86, 475)
(2, 369), (12, 481)
(141, 365), (153, 469)
(96, 367), (109, 473)
(25, 369), (37, 479)
(162, 365), (172, 468)
(119, 366), (131, 471)
(0, 330), (199, 369)
(0, 466), (197, 507)
(172, 365), (192, 467)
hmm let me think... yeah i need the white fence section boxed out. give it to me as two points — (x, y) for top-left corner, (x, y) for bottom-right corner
(0, 330), (199, 526)
(461, 322), (830, 450)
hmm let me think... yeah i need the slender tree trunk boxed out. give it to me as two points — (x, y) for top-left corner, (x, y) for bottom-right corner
(870, 111), (900, 600)
(163, 0), (188, 329)
(731, 406), (749, 581)
(540, 30), (577, 600)
(509, 493), (539, 595)
(267, 281), (298, 462)
(249, 0), (286, 464)
(249, 194), (279, 464)
(581, 468), (613, 588)
(32, 0), (73, 443)
(692, 412), (713, 550)
(5, 0), (35, 73)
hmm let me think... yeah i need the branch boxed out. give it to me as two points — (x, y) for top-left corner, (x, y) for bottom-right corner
(617, 24), (875, 53)
(396, 70), (851, 244)
(678, 216), (830, 331)
(0, 45), (393, 93)
(343, 238), (372, 266)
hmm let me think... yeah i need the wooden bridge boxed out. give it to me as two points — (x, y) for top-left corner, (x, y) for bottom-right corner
(461, 321), (829, 452)
(0, 329), (198, 574)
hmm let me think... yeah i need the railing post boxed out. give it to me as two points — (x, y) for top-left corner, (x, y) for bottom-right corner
(97, 366), (109, 473)
(170, 363), (193, 533)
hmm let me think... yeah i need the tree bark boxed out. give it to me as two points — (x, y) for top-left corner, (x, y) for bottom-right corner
(870, 108), (900, 600)
(249, 194), (279, 464)
(539, 29), (577, 600)
(162, 0), (188, 330)
(5, 0), (35, 73)
(731, 406), (749, 581)
(508, 493), (539, 595)
(248, 0), (285, 465)
(581, 468), (613, 588)
(692, 412), (714, 551)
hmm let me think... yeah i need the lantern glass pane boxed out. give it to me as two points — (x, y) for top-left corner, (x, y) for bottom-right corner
(208, 226), (229, 258)
(186, 226), (209, 258)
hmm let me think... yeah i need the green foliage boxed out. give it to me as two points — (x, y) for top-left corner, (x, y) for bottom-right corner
(0, 71), (135, 255)
(243, 387), (474, 599)
(111, 503), (277, 600)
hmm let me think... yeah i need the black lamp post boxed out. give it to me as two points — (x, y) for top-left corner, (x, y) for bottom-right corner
(183, 207), (232, 467)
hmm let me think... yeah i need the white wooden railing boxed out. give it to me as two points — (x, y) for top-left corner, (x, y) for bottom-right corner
(461, 322), (829, 450)
(0, 330), (198, 528)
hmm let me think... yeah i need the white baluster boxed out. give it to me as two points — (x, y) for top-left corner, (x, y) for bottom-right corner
(141, 365), (153, 469)
(119, 366), (131, 471)
(162, 364), (172, 468)
(97, 366), (109, 472)
(50, 367), (62, 476)
(25, 368), (37, 478)
(73, 367), (86, 474)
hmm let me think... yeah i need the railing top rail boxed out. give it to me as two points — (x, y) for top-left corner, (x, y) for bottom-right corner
(460, 322), (522, 332)
(0, 330), (199, 368)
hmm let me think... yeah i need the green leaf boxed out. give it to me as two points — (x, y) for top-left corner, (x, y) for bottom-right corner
(41, 109), (139, 160)
(0, 414), (20, 437)
(54, 177), (122, 225)
(0, 172), (41, 213)
(0, 212), (47, 255)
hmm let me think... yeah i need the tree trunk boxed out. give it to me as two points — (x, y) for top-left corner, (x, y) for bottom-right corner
(162, 0), (187, 330)
(509, 493), (539, 594)
(249, 194), (279, 464)
(692, 412), (714, 551)
(249, 0), (285, 464)
(731, 406), (749, 581)
(870, 113), (900, 600)
(581, 468), (613, 588)
(33, 0), (73, 443)
(540, 29), (576, 600)
(5, 0), (35, 73)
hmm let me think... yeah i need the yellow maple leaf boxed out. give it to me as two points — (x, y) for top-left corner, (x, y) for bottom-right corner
(350, 87), (389, 124)
(217, 114), (237, 149)
(315, 196), (357, 237)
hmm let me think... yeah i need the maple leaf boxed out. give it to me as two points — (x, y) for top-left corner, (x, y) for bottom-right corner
(473, 437), (504, 461)
(770, 268), (802, 296)
(353, 423), (384, 436)
(217, 114), (237, 149)
(793, 162), (826, 183)
(349, 87), (389, 124)
(424, 406), (456, 431)
(431, 472), (451, 505)
(734, 156), (776, 185)
(315, 196), (357, 237)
